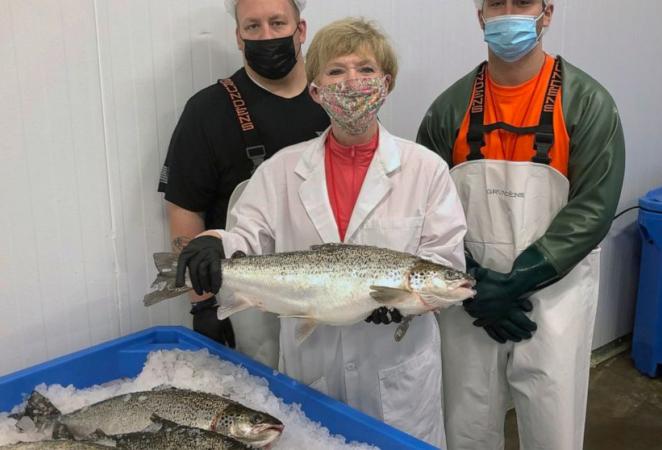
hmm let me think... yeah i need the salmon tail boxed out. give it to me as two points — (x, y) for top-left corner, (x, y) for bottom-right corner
(24, 391), (61, 419)
(143, 252), (192, 306)
(14, 391), (61, 432)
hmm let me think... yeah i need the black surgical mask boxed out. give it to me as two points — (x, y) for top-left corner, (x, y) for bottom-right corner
(242, 27), (300, 80)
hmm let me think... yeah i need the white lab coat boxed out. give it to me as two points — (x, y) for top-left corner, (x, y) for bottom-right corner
(217, 125), (467, 447)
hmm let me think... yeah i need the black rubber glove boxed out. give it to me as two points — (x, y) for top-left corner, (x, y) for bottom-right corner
(481, 305), (538, 344)
(365, 307), (403, 325)
(463, 246), (559, 343)
(176, 235), (224, 296)
(190, 297), (236, 348)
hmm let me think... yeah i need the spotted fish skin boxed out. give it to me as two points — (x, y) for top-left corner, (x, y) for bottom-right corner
(20, 388), (282, 448)
(220, 244), (474, 323)
(109, 430), (247, 450)
(59, 389), (233, 436)
(144, 244), (475, 343)
(90, 416), (250, 450)
(0, 442), (112, 449)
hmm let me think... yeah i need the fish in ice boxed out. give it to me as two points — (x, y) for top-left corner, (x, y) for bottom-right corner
(86, 414), (250, 449)
(0, 441), (112, 449)
(18, 387), (283, 448)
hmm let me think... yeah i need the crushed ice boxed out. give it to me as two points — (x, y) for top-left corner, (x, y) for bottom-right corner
(0, 349), (378, 449)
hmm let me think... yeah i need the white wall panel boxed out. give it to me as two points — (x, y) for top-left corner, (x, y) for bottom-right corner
(0, 0), (119, 374)
(0, 0), (47, 373)
(1, 0), (661, 375)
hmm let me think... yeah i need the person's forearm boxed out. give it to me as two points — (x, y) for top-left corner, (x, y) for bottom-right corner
(166, 201), (212, 303)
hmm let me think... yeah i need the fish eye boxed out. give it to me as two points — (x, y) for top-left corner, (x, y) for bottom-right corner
(250, 415), (262, 424)
(445, 270), (459, 279)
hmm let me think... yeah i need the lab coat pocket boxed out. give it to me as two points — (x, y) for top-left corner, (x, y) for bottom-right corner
(308, 376), (328, 396)
(358, 216), (424, 254)
(378, 345), (441, 441)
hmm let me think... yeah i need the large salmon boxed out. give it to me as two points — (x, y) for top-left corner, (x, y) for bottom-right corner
(144, 243), (475, 343)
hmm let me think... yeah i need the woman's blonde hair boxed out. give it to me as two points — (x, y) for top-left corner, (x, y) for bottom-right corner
(305, 18), (398, 92)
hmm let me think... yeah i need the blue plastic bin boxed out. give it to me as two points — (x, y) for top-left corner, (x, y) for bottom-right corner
(0, 326), (436, 449)
(632, 187), (662, 377)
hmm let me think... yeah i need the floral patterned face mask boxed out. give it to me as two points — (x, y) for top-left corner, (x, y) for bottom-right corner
(312, 76), (389, 136)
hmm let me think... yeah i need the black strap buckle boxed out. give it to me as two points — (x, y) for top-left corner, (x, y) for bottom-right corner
(466, 128), (485, 161)
(532, 129), (554, 165)
(246, 145), (266, 173)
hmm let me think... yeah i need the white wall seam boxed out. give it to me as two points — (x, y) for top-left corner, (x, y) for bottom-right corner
(561, 0), (568, 54)
(127, 2), (151, 328)
(144, 0), (161, 324)
(163, 1), (176, 251)
(58, 0), (94, 350)
(187, 0), (195, 92)
(93, 0), (123, 336)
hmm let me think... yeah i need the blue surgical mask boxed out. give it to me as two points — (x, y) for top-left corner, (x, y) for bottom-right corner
(483, 10), (546, 63)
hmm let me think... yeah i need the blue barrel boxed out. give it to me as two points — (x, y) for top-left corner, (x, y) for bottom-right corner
(632, 187), (662, 377)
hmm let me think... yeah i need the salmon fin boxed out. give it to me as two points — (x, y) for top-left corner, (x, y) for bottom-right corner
(217, 296), (252, 320)
(141, 421), (163, 433)
(369, 286), (413, 305)
(23, 391), (61, 421)
(149, 414), (179, 429)
(419, 292), (447, 309)
(89, 429), (109, 440)
(231, 250), (247, 259)
(52, 422), (75, 440)
(143, 252), (192, 306)
(14, 416), (37, 433)
(151, 384), (176, 392)
(309, 243), (342, 251)
(294, 318), (318, 345)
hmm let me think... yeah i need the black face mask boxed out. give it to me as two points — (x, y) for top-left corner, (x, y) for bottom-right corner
(242, 28), (300, 80)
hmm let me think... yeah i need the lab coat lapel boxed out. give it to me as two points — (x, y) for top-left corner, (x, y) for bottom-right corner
(345, 125), (401, 242)
(295, 129), (341, 243)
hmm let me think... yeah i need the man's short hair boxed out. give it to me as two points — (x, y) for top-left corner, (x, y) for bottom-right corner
(225, 0), (306, 20)
(473, 0), (551, 8)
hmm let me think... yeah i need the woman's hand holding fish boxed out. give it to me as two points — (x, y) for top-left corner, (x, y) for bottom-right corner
(365, 307), (403, 325)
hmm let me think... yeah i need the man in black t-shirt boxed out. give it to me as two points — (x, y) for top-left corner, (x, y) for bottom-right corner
(158, 0), (329, 358)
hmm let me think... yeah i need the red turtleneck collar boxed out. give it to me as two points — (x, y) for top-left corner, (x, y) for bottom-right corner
(324, 130), (379, 241)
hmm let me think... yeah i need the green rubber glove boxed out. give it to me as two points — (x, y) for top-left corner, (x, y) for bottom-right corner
(464, 246), (559, 342)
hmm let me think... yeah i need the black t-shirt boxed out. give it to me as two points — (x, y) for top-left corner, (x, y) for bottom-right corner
(158, 68), (330, 229)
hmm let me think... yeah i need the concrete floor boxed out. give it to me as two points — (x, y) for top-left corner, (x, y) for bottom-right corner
(504, 351), (662, 450)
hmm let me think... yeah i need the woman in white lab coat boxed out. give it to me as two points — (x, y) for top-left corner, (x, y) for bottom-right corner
(176, 18), (467, 447)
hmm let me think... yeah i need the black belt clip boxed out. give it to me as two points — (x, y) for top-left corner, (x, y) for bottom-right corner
(466, 128), (486, 161)
(532, 129), (554, 165)
(246, 145), (266, 174)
